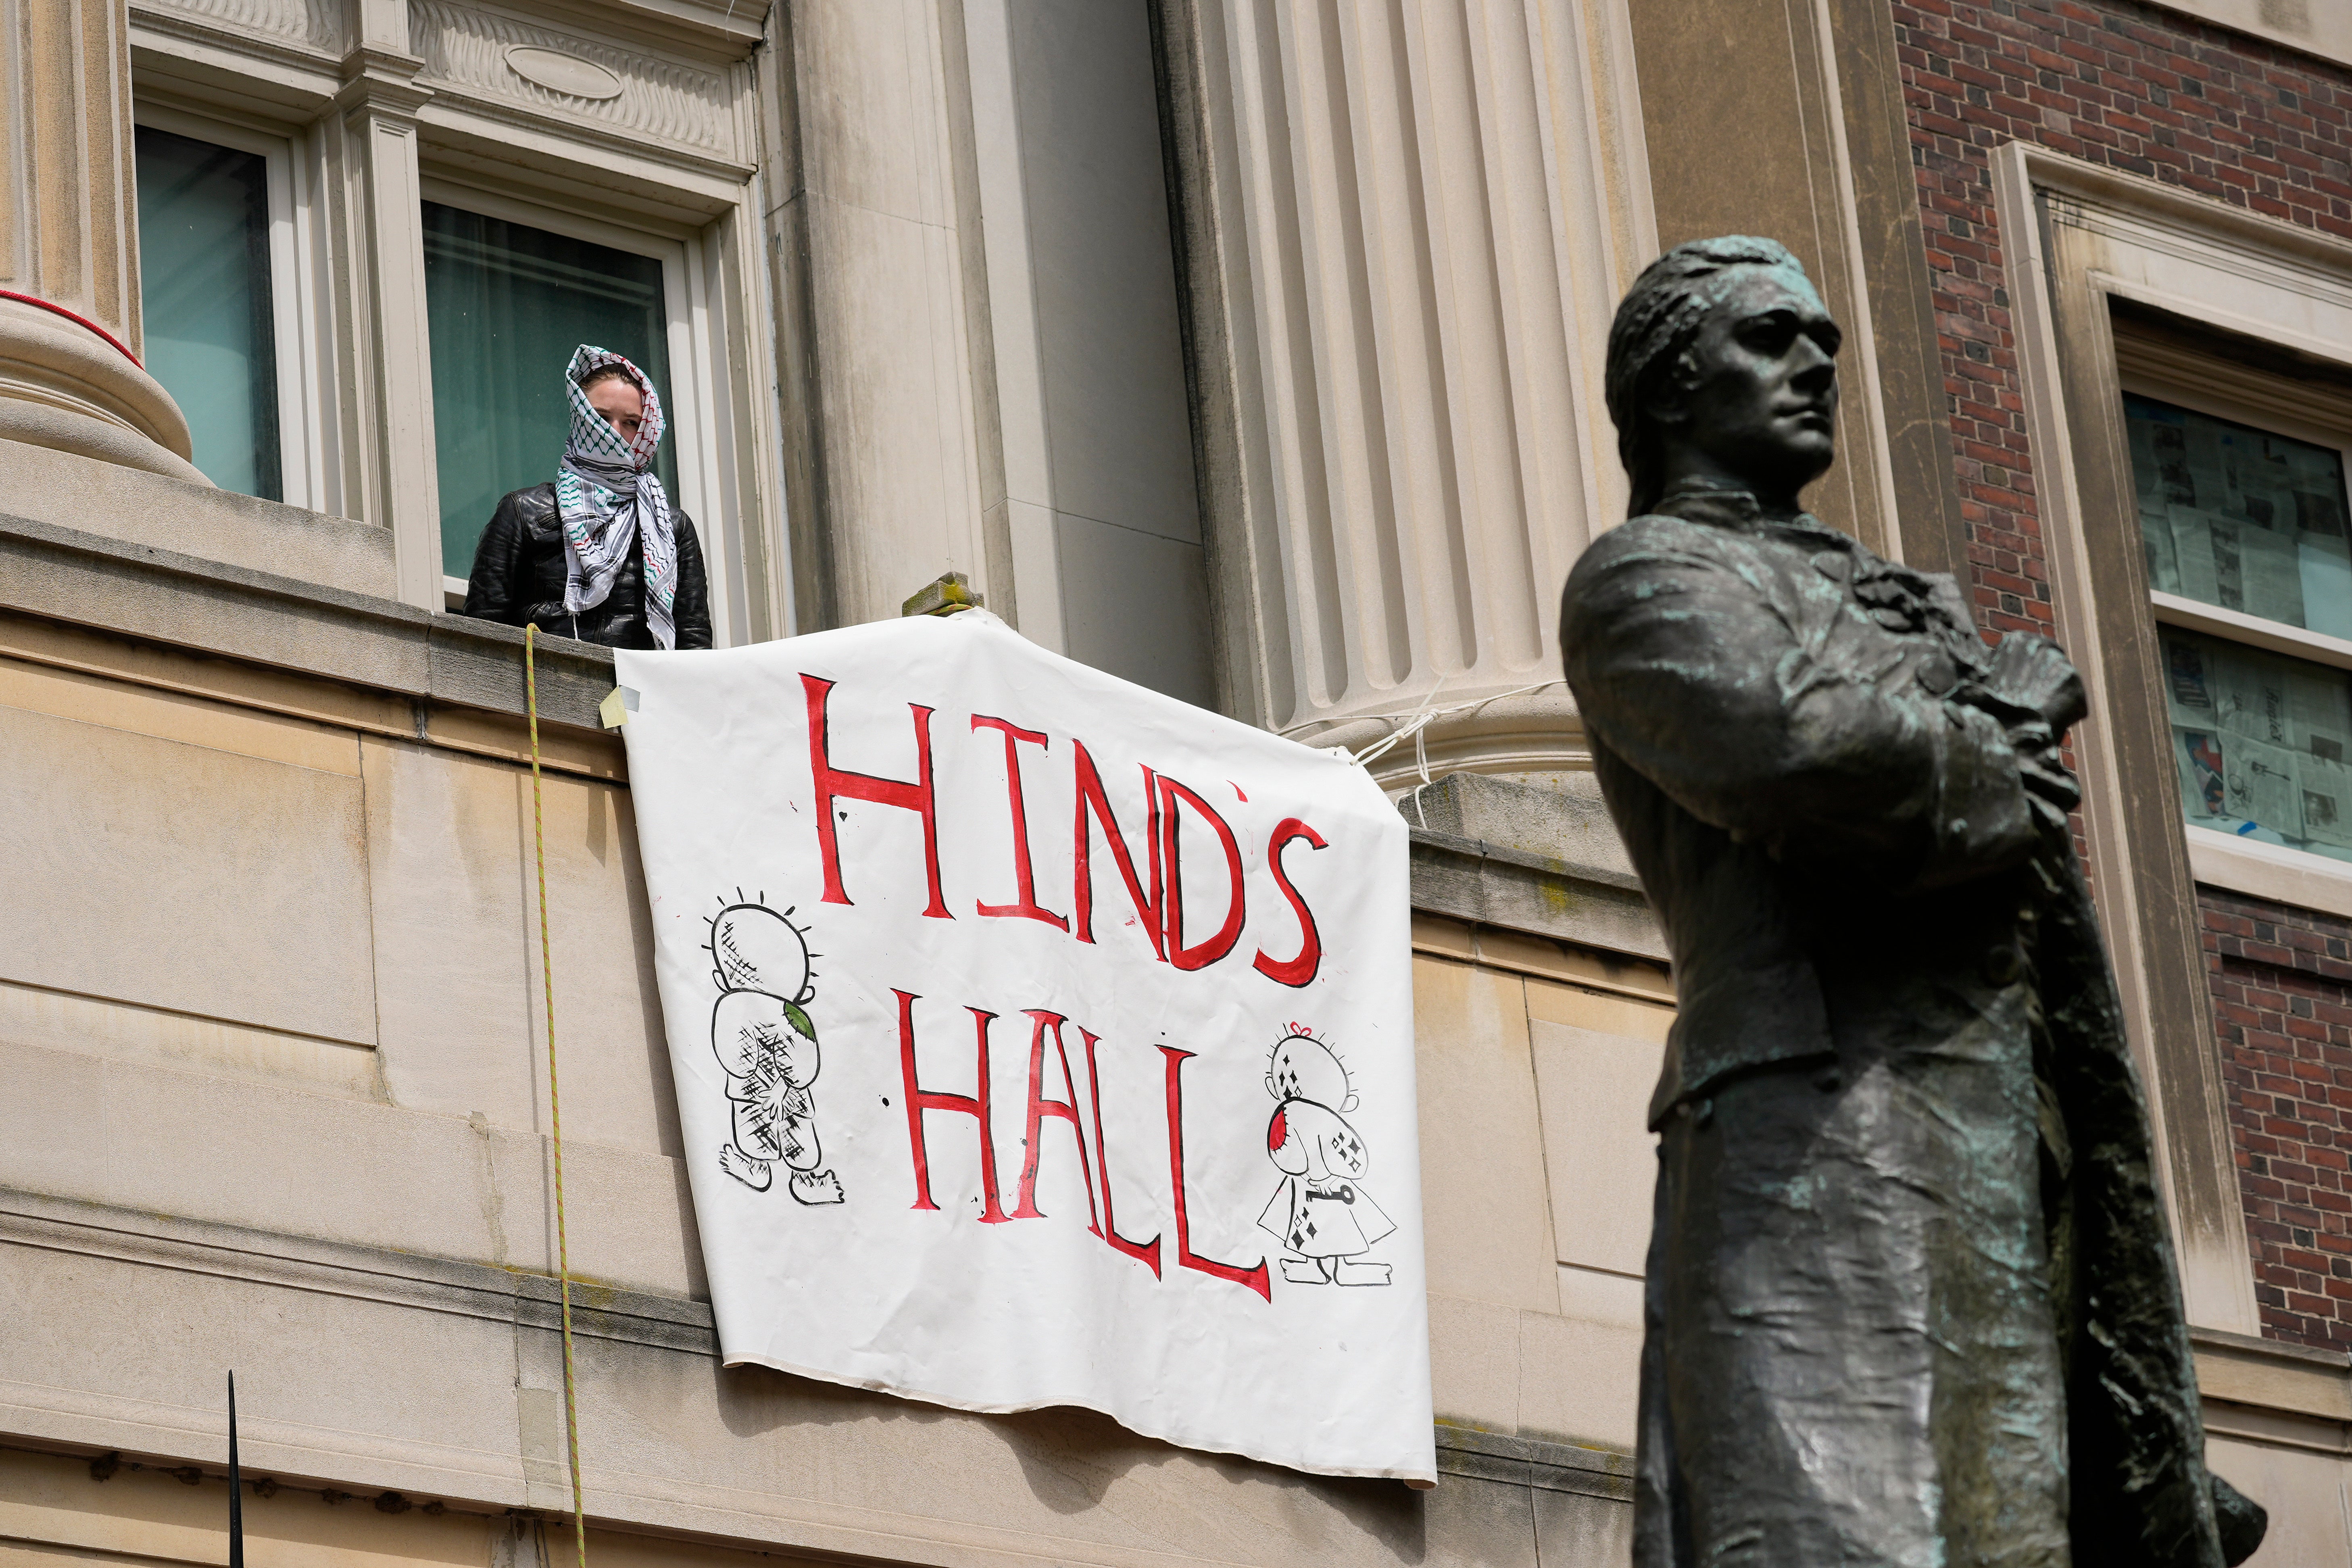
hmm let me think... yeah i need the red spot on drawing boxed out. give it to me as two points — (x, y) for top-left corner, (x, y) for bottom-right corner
(1230, 782), (1248, 802)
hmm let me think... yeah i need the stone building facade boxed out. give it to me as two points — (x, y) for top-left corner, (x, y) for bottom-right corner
(0, 2), (2347, 1567)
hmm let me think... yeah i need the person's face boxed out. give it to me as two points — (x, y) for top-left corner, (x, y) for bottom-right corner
(1651, 267), (1841, 503)
(586, 375), (645, 444)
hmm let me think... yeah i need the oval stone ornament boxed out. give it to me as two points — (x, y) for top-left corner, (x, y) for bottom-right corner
(504, 46), (623, 101)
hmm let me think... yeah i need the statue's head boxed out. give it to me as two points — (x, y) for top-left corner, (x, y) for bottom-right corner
(1605, 237), (1841, 516)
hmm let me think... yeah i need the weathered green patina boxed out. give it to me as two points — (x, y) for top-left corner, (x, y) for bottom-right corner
(1560, 238), (2265, 1568)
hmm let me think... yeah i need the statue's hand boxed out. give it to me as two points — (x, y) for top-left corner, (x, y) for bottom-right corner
(2020, 751), (2081, 830)
(1984, 633), (2088, 738)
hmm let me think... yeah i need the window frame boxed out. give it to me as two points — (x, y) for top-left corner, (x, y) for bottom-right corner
(128, 100), (329, 512)
(415, 176), (736, 645)
(2119, 350), (2352, 901)
(1978, 140), (2352, 1338)
(123, 1), (791, 635)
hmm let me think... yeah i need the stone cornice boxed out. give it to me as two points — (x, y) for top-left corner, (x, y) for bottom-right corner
(0, 1188), (715, 1352)
(1431, 1426), (1633, 1502)
(0, 499), (614, 736)
(331, 43), (434, 115)
(128, 4), (346, 89)
(516, 0), (767, 58)
(2003, 140), (2352, 286)
(1408, 830), (1666, 967)
(2190, 1324), (2352, 1433)
(417, 86), (753, 190)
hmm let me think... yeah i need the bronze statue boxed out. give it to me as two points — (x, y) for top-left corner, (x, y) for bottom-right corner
(464, 343), (712, 649)
(1559, 238), (2264, 1568)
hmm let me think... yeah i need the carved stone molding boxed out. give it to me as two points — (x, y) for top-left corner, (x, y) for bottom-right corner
(133, 0), (348, 55)
(0, 302), (204, 484)
(407, 0), (739, 160)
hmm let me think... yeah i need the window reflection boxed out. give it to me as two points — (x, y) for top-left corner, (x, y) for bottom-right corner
(2125, 394), (2352, 862)
(2160, 626), (2352, 862)
(133, 127), (279, 499)
(2127, 393), (2352, 639)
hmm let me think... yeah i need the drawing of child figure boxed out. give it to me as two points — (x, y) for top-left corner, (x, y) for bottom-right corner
(1256, 1028), (1393, 1286)
(707, 899), (844, 1205)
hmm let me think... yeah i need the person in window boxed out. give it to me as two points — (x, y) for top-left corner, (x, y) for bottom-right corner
(463, 344), (712, 649)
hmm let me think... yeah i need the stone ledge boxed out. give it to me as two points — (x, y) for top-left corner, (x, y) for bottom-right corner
(1432, 1425), (1633, 1502)
(0, 1188), (715, 1355)
(1409, 826), (1641, 894)
(1410, 913), (1673, 1007)
(1401, 771), (1665, 964)
(1409, 830), (1666, 965)
(0, 439), (371, 589)
(2191, 1325), (2352, 1425)
(0, 505), (615, 735)
(6, 1190), (1637, 1517)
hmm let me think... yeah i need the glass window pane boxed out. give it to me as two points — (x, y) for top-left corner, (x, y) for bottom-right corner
(2162, 624), (2352, 863)
(422, 203), (676, 580)
(133, 127), (279, 500)
(2124, 392), (2352, 638)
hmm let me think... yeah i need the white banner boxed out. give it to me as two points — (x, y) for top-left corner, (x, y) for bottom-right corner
(616, 613), (1433, 1484)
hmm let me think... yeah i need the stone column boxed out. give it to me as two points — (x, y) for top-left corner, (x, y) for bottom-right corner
(765, 0), (1006, 634)
(1156, 0), (1655, 784)
(0, 0), (203, 482)
(322, 0), (443, 609)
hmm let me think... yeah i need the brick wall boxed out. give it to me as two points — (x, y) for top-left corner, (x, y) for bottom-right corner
(2200, 886), (2352, 1349)
(1890, 0), (2352, 1346)
(1893, 0), (2352, 636)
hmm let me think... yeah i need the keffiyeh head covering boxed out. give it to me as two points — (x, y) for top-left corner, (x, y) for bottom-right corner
(556, 344), (679, 648)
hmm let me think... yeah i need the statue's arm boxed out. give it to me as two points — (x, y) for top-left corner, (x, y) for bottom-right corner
(461, 494), (531, 626)
(1563, 533), (2039, 887)
(671, 512), (714, 650)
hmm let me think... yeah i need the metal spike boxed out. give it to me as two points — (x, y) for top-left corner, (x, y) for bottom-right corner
(227, 1372), (243, 1568)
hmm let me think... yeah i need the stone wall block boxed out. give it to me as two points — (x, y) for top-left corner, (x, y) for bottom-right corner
(0, 699), (376, 1043)
(1413, 955), (1560, 1311)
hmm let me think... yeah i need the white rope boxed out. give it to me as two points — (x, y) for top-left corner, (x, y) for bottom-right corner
(1342, 678), (1565, 770)
(1352, 671), (1451, 769)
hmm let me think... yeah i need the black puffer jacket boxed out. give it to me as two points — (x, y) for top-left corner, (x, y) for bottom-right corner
(461, 482), (713, 649)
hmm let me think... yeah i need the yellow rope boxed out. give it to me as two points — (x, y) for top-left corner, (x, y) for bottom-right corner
(525, 625), (588, 1568)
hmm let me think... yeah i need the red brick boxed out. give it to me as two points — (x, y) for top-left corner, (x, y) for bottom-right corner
(1893, 1), (2352, 1353)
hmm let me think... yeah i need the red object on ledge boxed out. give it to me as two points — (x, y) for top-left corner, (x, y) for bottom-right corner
(0, 288), (142, 367)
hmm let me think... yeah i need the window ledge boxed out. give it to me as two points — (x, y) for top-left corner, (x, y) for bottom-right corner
(2189, 1326), (2352, 1428)
(0, 500), (616, 738)
(2185, 824), (2352, 919)
(2151, 590), (2352, 673)
(1407, 828), (1667, 965)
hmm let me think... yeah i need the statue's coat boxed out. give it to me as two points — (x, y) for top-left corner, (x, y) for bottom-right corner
(1562, 482), (2242, 1568)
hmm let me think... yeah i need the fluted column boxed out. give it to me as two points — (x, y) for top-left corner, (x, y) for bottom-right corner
(0, 0), (203, 482)
(1159, 0), (1653, 782)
